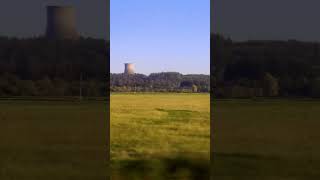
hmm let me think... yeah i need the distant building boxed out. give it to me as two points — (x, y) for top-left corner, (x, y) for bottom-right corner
(124, 63), (135, 74)
(46, 6), (79, 39)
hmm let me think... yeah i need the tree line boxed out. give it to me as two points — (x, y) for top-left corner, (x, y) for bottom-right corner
(3, 34), (318, 97)
(0, 36), (209, 96)
(0, 36), (109, 97)
(110, 72), (210, 93)
(212, 34), (320, 98)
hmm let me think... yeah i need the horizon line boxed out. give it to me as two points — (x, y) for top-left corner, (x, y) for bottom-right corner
(110, 71), (210, 76)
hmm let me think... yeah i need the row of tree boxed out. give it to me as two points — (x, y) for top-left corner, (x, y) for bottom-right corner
(3, 34), (320, 97)
(110, 72), (210, 92)
(0, 36), (109, 97)
(0, 36), (109, 81)
(211, 34), (320, 97)
(0, 73), (107, 97)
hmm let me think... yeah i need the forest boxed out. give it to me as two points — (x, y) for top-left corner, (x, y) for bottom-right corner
(110, 72), (210, 92)
(0, 36), (109, 97)
(0, 37), (209, 96)
(212, 34), (320, 98)
(2, 35), (320, 97)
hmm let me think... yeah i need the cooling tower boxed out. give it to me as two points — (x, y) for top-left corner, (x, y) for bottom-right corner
(124, 63), (135, 74)
(46, 6), (79, 39)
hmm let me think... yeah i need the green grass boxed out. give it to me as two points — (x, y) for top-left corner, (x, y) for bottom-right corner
(0, 94), (210, 179)
(110, 93), (210, 159)
(0, 100), (108, 179)
(4, 96), (319, 179)
(213, 99), (320, 179)
(110, 93), (210, 179)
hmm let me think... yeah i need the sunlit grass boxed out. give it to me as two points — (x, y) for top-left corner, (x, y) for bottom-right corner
(110, 93), (210, 179)
(110, 93), (210, 160)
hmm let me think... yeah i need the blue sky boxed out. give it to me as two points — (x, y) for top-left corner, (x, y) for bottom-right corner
(111, 0), (210, 75)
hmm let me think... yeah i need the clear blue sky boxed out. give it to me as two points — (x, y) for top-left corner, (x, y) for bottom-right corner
(111, 0), (210, 75)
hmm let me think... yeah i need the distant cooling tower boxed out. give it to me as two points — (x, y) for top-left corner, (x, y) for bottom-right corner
(46, 6), (79, 39)
(124, 63), (135, 74)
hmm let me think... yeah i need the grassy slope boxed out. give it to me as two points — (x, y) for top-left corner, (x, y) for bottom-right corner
(0, 100), (108, 180)
(213, 99), (320, 179)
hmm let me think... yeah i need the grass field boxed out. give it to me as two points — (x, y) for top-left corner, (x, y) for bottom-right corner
(213, 99), (320, 179)
(0, 100), (108, 179)
(110, 93), (210, 179)
(0, 94), (210, 179)
(2, 96), (320, 179)
(111, 93), (210, 160)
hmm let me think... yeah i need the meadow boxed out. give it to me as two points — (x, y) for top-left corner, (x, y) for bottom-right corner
(110, 93), (210, 179)
(110, 93), (210, 160)
(1, 96), (319, 179)
(213, 99), (320, 179)
(0, 99), (108, 179)
(0, 94), (210, 180)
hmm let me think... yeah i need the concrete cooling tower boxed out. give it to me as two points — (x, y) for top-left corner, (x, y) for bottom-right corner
(46, 6), (79, 39)
(124, 63), (135, 74)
